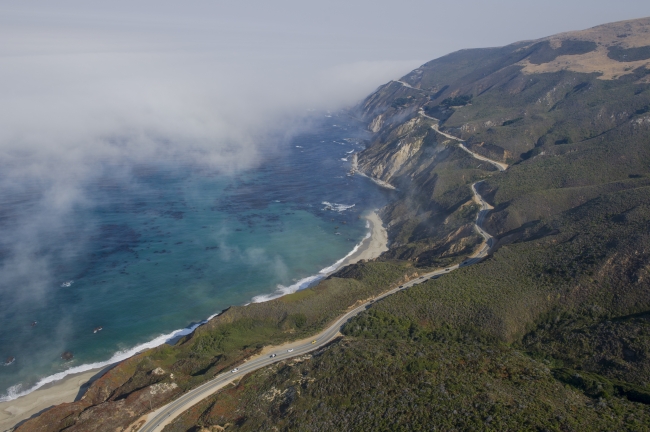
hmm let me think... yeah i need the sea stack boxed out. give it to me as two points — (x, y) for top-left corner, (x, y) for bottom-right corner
(61, 351), (74, 361)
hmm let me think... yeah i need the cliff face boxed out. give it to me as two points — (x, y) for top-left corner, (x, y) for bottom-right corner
(356, 116), (434, 182)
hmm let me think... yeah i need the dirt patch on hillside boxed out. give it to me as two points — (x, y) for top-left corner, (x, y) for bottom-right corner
(518, 17), (650, 80)
(519, 46), (650, 80)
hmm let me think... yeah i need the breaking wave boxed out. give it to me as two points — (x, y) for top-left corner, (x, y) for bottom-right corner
(0, 312), (221, 402)
(251, 230), (371, 303)
(321, 201), (355, 212)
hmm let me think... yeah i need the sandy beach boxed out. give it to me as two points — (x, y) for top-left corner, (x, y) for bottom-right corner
(0, 366), (113, 431)
(0, 211), (388, 431)
(337, 211), (388, 267)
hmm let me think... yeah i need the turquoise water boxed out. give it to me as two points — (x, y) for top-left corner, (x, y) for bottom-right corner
(0, 114), (392, 400)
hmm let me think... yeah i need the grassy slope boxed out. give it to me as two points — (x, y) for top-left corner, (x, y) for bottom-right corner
(166, 340), (650, 432)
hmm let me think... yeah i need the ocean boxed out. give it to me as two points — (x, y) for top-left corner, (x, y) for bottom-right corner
(0, 112), (392, 401)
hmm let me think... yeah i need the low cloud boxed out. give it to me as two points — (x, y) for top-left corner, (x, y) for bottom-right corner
(0, 12), (416, 310)
(0, 43), (416, 177)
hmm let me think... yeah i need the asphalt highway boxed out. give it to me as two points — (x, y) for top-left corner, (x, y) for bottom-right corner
(139, 134), (507, 432)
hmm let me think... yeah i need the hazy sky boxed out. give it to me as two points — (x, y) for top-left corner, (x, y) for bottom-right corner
(3, 1), (649, 61)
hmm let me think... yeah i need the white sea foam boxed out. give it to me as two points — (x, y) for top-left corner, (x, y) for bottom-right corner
(251, 230), (371, 304)
(4, 384), (22, 400)
(61, 280), (74, 288)
(341, 157), (348, 162)
(0, 312), (221, 402)
(321, 201), (355, 212)
(346, 150), (354, 154)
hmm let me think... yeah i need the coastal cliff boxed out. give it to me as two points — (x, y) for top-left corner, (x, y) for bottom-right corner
(13, 16), (650, 431)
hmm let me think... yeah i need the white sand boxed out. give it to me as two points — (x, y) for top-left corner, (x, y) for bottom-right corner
(338, 211), (388, 267)
(0, 212), (389, 431)
(0, 366), (111, 431)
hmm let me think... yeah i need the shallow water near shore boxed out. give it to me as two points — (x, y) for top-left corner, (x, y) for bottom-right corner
(0, 113), (392, 401)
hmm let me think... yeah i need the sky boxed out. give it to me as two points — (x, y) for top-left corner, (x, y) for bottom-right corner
(0, 1), (649, 308)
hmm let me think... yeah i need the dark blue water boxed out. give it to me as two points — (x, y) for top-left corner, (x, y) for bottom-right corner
(0, 113), (392, 400)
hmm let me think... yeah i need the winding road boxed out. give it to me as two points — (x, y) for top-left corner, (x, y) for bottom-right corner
(459, 143), (508, 172)
(395, 80), (508, 173)
(418, 109), (509, 172)
(394, 77), (509, 172)
(396, 80), (412, 88)
(138, 113), (509, 432)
